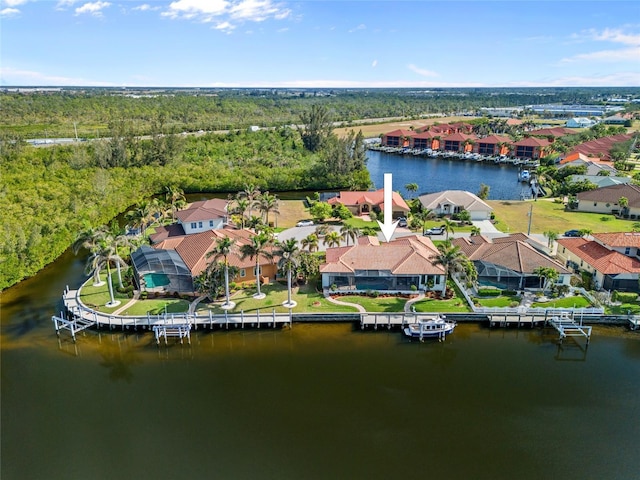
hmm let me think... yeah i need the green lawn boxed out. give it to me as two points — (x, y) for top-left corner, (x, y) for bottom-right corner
(475, 295), (521, 308)
(343, 217), (380, 230)
(79, 276), (130, 314)
(488, 199), (636, 234)
(199, 282), (358, 314)
(334, 295), (406, 312)
(412, 296), (472, 312)
(531, 296), (592, 309)
(119, 299), (190, 316)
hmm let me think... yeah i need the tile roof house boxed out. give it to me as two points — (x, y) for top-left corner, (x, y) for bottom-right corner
(132, 227), (278, 294)
(150, 198), (229, 242)
(530, 127), (577, 138)
(452, 234), (571, 290)
(381, 129), (415, 148)
(556, 237), (640, 292)
(320, 235), (446, 293)
(567, 133), (633, 161)
(474, 135), (512, 156)
(574, 184), (640, 218)
(410, 130), (440, 150)
(328, 188), (410, 218)
(592, 232), (640, 257)
(441, 133), (478, 153)
(512, 137), (551, 159)
(418, 190), (493, 221)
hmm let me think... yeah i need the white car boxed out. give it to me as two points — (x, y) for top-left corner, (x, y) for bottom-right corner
(296, 220), (314, 227)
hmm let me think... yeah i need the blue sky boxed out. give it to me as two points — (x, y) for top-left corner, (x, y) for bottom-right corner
(1, 0), (639, 87)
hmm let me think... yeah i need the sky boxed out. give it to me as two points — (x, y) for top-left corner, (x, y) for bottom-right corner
(1, 0), (639, 88)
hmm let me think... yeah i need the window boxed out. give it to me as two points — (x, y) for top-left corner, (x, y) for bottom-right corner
(625, 247), (631, 255)
(190, 222), (197, 229)
(209, 220), (214, 227)
(240, 269), (246, 278)
(594, 202), (597, 207)
(198, 221), (203, 228)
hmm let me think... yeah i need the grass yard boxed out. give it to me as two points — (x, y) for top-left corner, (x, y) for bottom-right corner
(333, 295), (406, 312)
(79, 276), (130, 314)
(606, 302), (640, 315)
(118, 298), (190, 316)
(474, 296), (521, 308)
(531, 296), (592, 309)
(199, 282), (358, 314)
(488, 199), (636, 234)
(274, 200), (310, 228)
(343, 217), (380, 230)
(412, 296), (472, 312)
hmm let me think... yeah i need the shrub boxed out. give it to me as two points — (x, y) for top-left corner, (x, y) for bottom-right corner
(509, 301), (520, 308)
(612, 291), (638, 303)
(140, 291), (148, 299)
(330, 283), (337, 291)
(410, 284), (417, 291)
(478, 288), (501, 296)
(501, 289), (518, 296)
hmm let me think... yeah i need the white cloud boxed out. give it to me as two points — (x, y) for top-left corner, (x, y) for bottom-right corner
(372, 59), (377, 68)
(408, 64), (438, 78)
(55, 0), (77, 9)
(348, 23), (365, 33)
(1, 0), (27, 6)
(163, 0), (290, 30)
(133, 4), (158, 12)
(561, 27), (640, 64)
(0, 7), (19, 16)
(75, 1), (111, 17)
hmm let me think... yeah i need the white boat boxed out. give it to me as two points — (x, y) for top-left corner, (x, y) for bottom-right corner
(519, 169), (530, 182)
(403, 315), (456, 340)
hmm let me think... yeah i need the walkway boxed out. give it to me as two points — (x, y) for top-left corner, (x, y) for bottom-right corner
(323, 292), (366, 312)
(471, 220), (501, 234)
(111, 291), (141, 315)
(404, 293), (425, 312)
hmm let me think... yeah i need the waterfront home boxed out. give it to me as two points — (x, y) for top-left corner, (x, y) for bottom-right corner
(556, 237), (640, 292)
(574, 184), (640, 218)
(320, 235), (446, 293)
(423, 122), (474, 135)
(511, 136), (551, 159)
(381, 129), (414, 148)
(132, 227), (277, 294)
(474, 135), (511, 156)
(418, 190), (492, 221)
(411, 130), (440, 150)
(529, 126), (577, 138)
(327, 188), (410, 218)
(453, 234), (571, 290)
(150, 199), (229, 243)
(441, 133), (478, 153)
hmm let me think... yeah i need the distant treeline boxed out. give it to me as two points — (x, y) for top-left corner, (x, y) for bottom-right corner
(2, 87), (638, 139)
(0, 126), (369, 290)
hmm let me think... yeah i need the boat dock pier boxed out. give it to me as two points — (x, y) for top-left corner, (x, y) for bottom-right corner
(547, 312), (592, 344)
(360, 313), (408, 329)
(629, 316), (640, 331)
(487, 314), (546, 328)
(56, 287), (293, 343)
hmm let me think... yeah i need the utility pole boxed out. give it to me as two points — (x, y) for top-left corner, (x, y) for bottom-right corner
(527, 203), (533, 235)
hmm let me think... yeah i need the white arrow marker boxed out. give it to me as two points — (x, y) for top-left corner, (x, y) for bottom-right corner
(378, 173), (399, 242)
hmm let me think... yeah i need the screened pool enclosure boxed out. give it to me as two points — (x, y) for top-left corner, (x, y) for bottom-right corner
(131, 246), (194, 294)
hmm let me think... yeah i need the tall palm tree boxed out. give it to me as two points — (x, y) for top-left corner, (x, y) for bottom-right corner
(323, 231), (342, 248)
(232, 197), (250, 229)
(276, 238), (300, 308)
(87, 241), (126, 305)
(443, 218), (456, 241)
(106, 221), (134, 288)
(430, 243), (466, 294)
(125, 202), (153, 235)
(73, 227), (107, 285)
(340, 224), (360, 246)
(405, 183), (419, 196)
(543, 230), (559, 248)
(207, 237), (236, 308)
(239, 183), (261, 219)
(164, 185), (186, 221)
(239, 233), (273, 299)
(257, 191), (280, 227)
(301, 233), (319, 252)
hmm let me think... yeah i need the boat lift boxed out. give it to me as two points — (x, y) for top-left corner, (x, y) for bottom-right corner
(548, 312), (592, 344)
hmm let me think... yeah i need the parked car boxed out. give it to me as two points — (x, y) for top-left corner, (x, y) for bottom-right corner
(397, 217), (408, 228)
(564, 229), (581, 237)
(296, 220), (314, 227)
(424, 225), (446, 236)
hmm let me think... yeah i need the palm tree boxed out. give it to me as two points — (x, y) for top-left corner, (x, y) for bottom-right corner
(430, 243), (466, 295)
(443, 218), (456, 241)
(207, 237), (236, 308)
(405, 183), (419, 197)
(239, 183), (261, 219)
(470, 226), (481, 236)
(276, 238), (300, 308)
(543, 230), (559, 248)
(73, 227), (107, 285)
(619, 196), (629, 216)
(106, 221), (134, 288)
(301, 233), (319, 252)
(164, 185), (186, 221)
(239, 233), (273, 299)
(232, 197), (250, 229)
(323, 231), (342, 248)
(125, 202), (153, 235)
(340, 224), (360, 246)
(87, 241), (126, 305)
(257, 191), (280, 227)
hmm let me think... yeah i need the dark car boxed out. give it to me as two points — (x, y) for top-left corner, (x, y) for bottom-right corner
(424, 225), (446, 236)
(564, 229), (581, 237)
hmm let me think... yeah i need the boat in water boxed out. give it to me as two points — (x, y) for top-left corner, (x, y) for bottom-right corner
(403, 315), (456, 341)
(518, 169), (530, 182)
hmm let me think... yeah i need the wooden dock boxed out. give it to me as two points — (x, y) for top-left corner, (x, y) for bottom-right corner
(487, 314), (545, 328)
(548, 312), (592, 344)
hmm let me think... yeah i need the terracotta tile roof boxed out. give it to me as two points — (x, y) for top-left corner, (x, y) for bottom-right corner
(175, 198), (228, 223)
(568, 133), (633, 161)
(558, 238), (640, 274)
(154, 227), (274, 277)
(320, 235), (445, 275)
(452, 235), (569, 274)
(577, 184), (640, 207)
(412, 130), (439, 139)
(149, 223), (186, 243)
(592, 232), (640, 248)
(383, 129), (415, 138)
(530, 127), (576, 137)
(442, 132), (478, 142)
(513, 137), (551, 147)
(327, 188), (410, 211)
(476, 135), (511, 145)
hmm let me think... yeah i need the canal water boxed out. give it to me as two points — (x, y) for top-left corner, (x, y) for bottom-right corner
(366, 150), (529, 199)
(2, 247), (640, 479)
